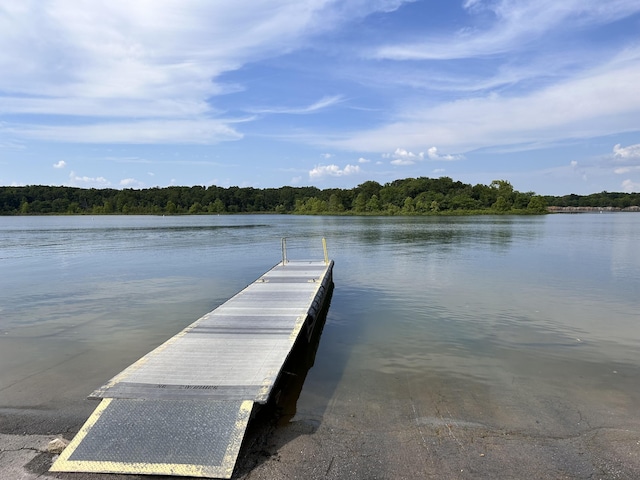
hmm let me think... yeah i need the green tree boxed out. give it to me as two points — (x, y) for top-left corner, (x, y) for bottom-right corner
(527, 196), (548, 213)
(490, 180), (515, 211)
(366, 194), (381, 212)
(208, 198), (225, 213)
(353, 192), (367, 212)
(189, 202), (203, 214)
(492, 196), (511, 212)
(402, 196), (415, 214)
(328, 194), (344, 213)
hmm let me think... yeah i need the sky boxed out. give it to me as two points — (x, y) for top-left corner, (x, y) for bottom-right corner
(1, 1), (640, 196)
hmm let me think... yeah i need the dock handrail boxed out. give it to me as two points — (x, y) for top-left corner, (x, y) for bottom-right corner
(281, 237), (329, 265)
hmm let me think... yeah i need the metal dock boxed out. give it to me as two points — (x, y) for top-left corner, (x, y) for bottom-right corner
(51, 256), (334, 479)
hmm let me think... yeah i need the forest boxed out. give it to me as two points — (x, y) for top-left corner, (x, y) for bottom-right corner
(1, 177), (639, 216)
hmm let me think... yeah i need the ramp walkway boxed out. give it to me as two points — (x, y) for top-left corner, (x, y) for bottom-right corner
(51, 256), (334, 478)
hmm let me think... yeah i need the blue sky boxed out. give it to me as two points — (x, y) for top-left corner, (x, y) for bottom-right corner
(1, 0), (640, 195)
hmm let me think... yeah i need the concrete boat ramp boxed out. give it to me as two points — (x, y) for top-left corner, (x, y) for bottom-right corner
(51, 256), (334, 479)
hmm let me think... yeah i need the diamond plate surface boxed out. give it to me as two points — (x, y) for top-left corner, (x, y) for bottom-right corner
(52, 398), (253, 478)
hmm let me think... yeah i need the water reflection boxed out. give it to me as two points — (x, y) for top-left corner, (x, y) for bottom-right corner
(351, 216), (542, 253)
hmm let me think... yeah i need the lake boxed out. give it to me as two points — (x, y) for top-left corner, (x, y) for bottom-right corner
(1, 214), (639, 477)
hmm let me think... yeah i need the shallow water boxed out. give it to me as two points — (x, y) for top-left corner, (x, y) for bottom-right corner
(1, 214), (639, 451)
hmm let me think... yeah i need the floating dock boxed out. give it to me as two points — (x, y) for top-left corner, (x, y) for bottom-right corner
(51, 257), (334, 479)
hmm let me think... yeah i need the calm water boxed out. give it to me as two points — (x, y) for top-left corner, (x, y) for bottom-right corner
(1, 214), (639, 453)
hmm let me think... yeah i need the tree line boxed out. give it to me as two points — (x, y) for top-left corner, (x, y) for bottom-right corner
(542, 191), (640, 209)
(1, 177), (638, 216)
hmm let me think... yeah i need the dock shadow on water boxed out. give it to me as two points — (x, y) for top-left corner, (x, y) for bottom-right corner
(233, 282), (334, 478)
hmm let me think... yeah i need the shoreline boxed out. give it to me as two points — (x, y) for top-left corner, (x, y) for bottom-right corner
(3, 394), (640, 480)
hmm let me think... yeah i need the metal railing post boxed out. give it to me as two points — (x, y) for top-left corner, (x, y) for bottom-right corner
(281, 237), (288, 265)
(322, 237), (329, 264)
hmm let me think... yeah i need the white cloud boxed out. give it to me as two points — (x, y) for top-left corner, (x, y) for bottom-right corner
(611, 144), (640, 175)
(120, 178), (144, 188)
(386, 147), (424, 166)
(432, 168), (446, 174)
(358, 157), (370, 163)
(321, 153), (334, 159)
(309, 163), (361, 179)
(382, 147), (464, 165)
(613, 143), (640, 159)
(426, 147), (463, 161)
(68, 171), (110, 188)
(570, 160), (579, 167)
(621, 179), (640, 192)
(53, 160), (67, 169)
(343, 164), (360, 174)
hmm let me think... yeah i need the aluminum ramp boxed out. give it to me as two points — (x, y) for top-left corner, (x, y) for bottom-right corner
(51, 259), (333, 478)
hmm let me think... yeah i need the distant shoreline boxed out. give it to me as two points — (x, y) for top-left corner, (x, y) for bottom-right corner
(548, 206), (640, 213)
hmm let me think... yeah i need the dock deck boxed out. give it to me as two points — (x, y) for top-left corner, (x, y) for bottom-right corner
(51, 259), (334, 478)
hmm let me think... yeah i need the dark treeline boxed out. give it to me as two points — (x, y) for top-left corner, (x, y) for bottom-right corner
(1, 177), (637, 216)
(543, 191), (640, 209)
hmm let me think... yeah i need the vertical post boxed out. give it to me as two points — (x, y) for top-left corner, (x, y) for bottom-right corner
(322, 237), (329, 264)
(281, 237), (287, 265)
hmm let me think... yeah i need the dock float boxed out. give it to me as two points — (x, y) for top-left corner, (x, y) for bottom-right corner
(51, 256), (334, 479)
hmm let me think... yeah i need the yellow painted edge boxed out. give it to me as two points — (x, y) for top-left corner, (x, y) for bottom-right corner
(50, 397), (113, 470)
(52, 458), (217, 477)
(220, 400), (254, 478)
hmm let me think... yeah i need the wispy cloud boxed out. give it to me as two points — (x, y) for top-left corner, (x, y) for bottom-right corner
(8, 120), (242, 144)
(53, 160), (67, 169)
(0, 2), (391, 144)
(373, 0), (640, 60)
(250, 95), (344, 115)
(331, 49), (640, 154)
